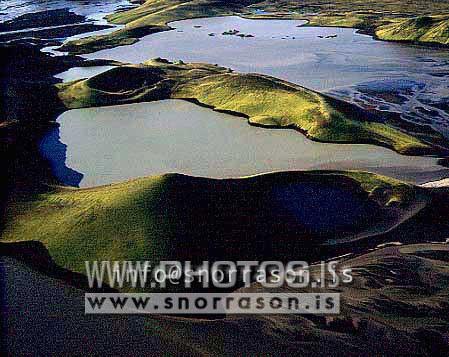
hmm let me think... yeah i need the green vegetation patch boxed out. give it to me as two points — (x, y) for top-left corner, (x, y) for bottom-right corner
(1, 176), (170, 274)
(338, 171), (421, 207)
(172, 72), (432, 154)
(376, 16), (449, 46)
(57, 60), (443, 155)
(1, 171), (427, 287)
(59, 25), (169, 54)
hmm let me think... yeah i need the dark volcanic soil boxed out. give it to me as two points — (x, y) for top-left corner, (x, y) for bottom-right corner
(0, 9), (85, 32)
(0, 8), (113, 42)
(0, 23), (112, 42)
(1, 243), (448, 356)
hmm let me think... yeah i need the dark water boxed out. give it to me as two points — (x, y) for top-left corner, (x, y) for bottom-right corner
(272, 182), (376, 234)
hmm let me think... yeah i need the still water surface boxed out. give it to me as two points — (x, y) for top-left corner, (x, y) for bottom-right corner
(80, 16), (449, 135)
(40, 100), (449, 187)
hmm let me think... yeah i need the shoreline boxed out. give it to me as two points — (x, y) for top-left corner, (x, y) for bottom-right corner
(57, 1), (449, 55)
(56, 60), (449, 158)
(2, 7), (449, 198)
(2, 5), (449, 354)
(420, 177), (449, 188)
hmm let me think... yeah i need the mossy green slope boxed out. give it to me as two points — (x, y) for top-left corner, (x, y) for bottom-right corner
(172, 72), (431, 154)
(254, 0), (449, 16)
(57, 60), (444, 155)
(1, 171), (428, 285)
(376, 16), (449, 46)
(2, 176), (169, 273)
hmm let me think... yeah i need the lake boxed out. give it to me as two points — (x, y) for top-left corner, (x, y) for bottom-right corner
(40, 100), (449, 188)
(45, 15), (449, 188)
(76, 16), (449, 137)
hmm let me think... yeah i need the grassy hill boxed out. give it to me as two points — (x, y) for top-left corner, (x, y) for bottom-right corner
(376, 16), (449, 46)
(0, 171), (430, 287)
(57, 60), (448, 156)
